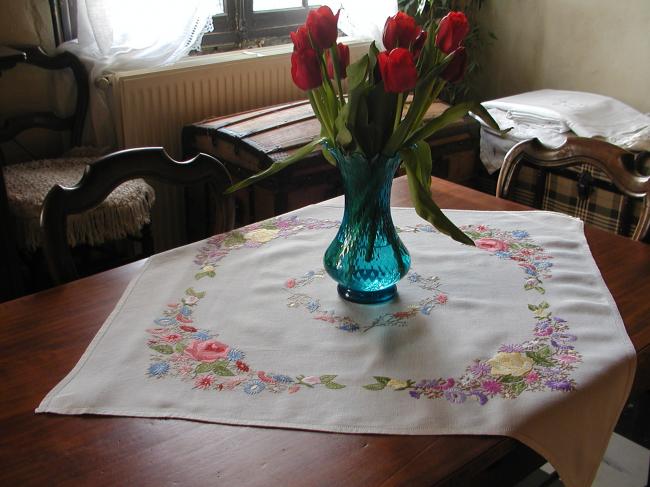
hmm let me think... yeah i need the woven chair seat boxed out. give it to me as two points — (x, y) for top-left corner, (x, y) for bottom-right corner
(3, 153), (155, 250)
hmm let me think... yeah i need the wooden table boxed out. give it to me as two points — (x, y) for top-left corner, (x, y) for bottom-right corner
(1, 177), (648, 486)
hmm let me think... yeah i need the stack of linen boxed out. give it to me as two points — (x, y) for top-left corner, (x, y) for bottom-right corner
(478, 89), (650, 174)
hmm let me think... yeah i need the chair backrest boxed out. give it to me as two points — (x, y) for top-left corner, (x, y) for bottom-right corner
(41, 147), (235, 285)
(496, 137), (650, 241)
(0, 45), (88, 158)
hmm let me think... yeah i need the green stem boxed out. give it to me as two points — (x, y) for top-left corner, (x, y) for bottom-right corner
(393, 92), (404, 131)
(309, 90), (336, 143)
(329, 45), (346, 106)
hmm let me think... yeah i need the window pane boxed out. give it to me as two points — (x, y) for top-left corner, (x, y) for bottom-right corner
(214, 0), (224, 14)
(254, 0), (302, 11)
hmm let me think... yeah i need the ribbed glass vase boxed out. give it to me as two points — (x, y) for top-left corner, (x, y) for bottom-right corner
(323, 147), (411, 304)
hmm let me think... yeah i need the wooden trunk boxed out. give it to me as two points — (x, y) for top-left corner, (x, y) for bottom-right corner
(183, 99), (479, 225)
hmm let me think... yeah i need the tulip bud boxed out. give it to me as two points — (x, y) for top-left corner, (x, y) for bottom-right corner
(291, 47), (323, 91)
(290, 25), (311, 52)
(441, 47), (468, 83)
(377, 48), (418, 94)
(326, 43), (350, 79)
(383, 12), (418, 51)
(435, 11), (470, 54)
(306, 6), (340, 50)
(412, 30), (427, 58)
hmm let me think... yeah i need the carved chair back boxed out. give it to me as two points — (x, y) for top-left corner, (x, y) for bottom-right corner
(41, 148), (235, 285)
(496, 137), (650, 241)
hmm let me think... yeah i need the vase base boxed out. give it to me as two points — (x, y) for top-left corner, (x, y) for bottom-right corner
(337, 284), (397, 304)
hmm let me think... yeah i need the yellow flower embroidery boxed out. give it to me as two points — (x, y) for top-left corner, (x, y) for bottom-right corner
(387, 379), (409, 389)
(202, 265), (215, 272)
(245, 228), (280, 243)
(487, 352), (534, 377)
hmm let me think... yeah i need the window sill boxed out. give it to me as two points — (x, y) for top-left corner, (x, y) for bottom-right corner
(111, 36), (371, 78)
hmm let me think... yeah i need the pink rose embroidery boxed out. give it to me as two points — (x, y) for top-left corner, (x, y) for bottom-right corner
(475, 238), (509, 252)
(285, 278), (297, 288)
(184, 340), (230, 362)
(436, 294), (448, 304)
(302, 376), (321, 385)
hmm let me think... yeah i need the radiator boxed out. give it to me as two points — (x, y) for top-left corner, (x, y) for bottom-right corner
(106, 41), (368, 249)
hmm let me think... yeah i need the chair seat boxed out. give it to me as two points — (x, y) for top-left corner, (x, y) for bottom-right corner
(3, 155), (155, 250)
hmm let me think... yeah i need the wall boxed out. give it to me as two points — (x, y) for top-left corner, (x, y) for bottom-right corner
(476, 0), (650, 112)
(0, 0), (63, 161)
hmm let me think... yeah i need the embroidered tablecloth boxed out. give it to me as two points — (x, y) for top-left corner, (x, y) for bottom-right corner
(37, 204), (636, 487)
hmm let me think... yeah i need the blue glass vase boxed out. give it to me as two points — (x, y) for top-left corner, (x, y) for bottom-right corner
(323, 148), (411, 304)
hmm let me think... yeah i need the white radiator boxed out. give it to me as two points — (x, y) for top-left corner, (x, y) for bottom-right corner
(106, 41), (368, 249)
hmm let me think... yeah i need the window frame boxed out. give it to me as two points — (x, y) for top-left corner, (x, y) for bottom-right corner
(201, 0), (317, 50)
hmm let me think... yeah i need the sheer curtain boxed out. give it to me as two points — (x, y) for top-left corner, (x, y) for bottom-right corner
(325, 0), (397, 47)
(62, 0), (220, 147)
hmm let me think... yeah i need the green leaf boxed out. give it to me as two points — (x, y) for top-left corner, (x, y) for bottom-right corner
(499, 374), (524, 384)
(195, 363), (214, 374)
(509, 381), (527, 396)
(325, 381), (346, 389)
(373, 376), (391, 385)
(321, 146), (337, 166)
(347, 54), (368, 90)
(401, 144), (475, 246)
(526, 351), (555, 367)
(175, 342), (187, 354)
(363, 383), (387, 391)
(319, 375), (338, 383)
(150, 344), (174, 354)
(335, 103), (353, 147)
(224, 231), (246, 247)
(528, 304), (538, 312)
(213, 364), (235, 376)
(405, 102), (499, 147)
(224, 137), (326, 193)
(185, 287), (205, 299)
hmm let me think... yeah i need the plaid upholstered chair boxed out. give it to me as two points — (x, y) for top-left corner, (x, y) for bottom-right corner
(496, 137), (650, 241)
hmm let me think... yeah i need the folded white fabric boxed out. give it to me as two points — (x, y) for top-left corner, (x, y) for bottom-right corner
(478, 89), (650, 173)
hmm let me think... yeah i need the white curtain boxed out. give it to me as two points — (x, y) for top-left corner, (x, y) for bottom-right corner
(62, 0), (220, 147)
(325, 0), (398, 48)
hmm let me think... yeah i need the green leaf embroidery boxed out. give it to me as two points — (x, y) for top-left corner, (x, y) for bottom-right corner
(223, 232), (246, 247)
(150, 344), (174, 354)
(373, 376), (391, 385)
(319, 375), (338, 383)
(175, 342), (187, 354)
(325, 382), (346, 390)
(509, 381), (527, 396)
(185, 287), (205, 299)
(195, 363), (214, 374)
(499, 374), (524, 384)
(213, 365), (235, 376)
(363, 383), (387, 391)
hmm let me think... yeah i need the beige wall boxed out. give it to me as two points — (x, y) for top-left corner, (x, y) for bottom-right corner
(0, 0), (63, 161)
(476, 0), (650, 112)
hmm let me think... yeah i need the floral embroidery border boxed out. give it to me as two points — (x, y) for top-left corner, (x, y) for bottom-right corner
(285, 269), (447, 332)
(363, 224), (582, 405)
(147, 216), (581, 405)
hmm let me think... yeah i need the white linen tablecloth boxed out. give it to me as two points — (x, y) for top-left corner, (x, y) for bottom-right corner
(37, 204), (636, 487)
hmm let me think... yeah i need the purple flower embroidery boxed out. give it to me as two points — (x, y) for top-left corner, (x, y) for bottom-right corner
(545, 380), (573, 392)
(498, 344), (524, 353)
(469, 361), (491, 377)
(481, 379), (503, 395)
(444, 389), (466, 403)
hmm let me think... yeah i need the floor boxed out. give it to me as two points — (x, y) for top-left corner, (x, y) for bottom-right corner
(515, 433), (649, 487)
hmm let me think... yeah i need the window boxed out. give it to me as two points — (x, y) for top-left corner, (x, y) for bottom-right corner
(202, 0), (322, 50)
(49, 0), (322, 50)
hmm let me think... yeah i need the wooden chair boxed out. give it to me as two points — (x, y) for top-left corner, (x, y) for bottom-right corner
(496, 137), (650, 241)
(41, 147), (235, 285)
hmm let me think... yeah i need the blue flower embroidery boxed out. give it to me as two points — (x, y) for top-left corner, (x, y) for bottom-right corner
(512, 230), (529, 239)
(154, 317), (175, 326)
(272, 375), (294, 384)
(243, 380), (266, 395)
(148, 362), (170, 377)
(494, 251), (511, 259)
(192, 331), (211, 341)
(227, 348), (245, 361)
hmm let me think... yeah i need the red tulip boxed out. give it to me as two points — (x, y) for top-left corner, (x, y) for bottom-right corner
(441, 47), (467, 83)
(291, 47), (322, 91)
(383, 12), (419, 50)
(290, 25), (311, 52)
(377, 48), (418, 94)
(412, 30), (427, 58)
(326, 43), (350, 79)
(435, 11), (470, 54)
(306, 6), (340, 50)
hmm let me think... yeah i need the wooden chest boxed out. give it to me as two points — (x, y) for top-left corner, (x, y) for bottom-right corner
(183, 100), (479, 225)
